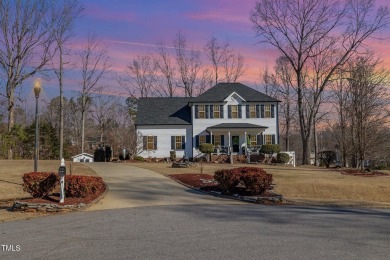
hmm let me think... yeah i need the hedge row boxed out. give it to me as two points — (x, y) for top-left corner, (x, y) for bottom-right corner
(22, 172), (105, 198)
(214, 167), (273, 195)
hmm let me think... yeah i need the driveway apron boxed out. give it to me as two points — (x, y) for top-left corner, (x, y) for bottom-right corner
(86, 163), (240, 211)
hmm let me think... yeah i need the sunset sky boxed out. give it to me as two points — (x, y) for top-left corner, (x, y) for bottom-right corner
(27, 0), (390, 101)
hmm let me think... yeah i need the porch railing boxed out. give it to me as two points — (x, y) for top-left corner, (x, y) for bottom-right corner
(212, 145), (263, 155)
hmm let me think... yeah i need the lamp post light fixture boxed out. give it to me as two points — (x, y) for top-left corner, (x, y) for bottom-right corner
(33, 79), (42, 172)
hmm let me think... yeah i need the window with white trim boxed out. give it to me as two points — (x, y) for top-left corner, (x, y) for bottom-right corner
(199, 135), (206, 145)
(198, 105), (206, 118)
(175, 136), (183, 149)
(214, 135), (221, 146)
(250, 135), (257, 146)
(264, 134), (273, 144)
(231, 105), (238, 118)
(264, 105), (271, 118)
(213, 105), (220, 118)
(250, 105), (256, 118)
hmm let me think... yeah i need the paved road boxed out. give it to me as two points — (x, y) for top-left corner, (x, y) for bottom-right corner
(1, 204), (389, 259)
(86, 163), (242, 210)
(1, 164), (389, 259)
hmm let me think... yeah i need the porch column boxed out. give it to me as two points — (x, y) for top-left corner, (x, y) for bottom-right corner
(245, 131), (249, 163)
(210, 131), (213, 145)
(228, 131), (232, 164)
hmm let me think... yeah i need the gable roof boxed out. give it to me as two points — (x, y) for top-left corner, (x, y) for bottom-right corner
(193, 82), (279, 102)
(136, 97), (194, 125)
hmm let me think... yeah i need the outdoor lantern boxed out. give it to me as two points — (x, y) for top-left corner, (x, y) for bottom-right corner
(33, 78), (42, 98)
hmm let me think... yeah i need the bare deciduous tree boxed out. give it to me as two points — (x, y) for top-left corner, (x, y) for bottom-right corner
(78, 34), (111, 153)
(90, 92), (119, 143)
(205, 35), (246, 84)
(173, 31), (202, 97)
(50, 0), (83, 159)
(346, 55), (389, 169)
(154, 42), (176, 97)
(119, 54), (157, 98)
(251, 0), (390, 164)
(0, 0), (58, 158)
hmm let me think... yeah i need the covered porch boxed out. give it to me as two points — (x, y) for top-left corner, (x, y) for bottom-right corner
(205, 123), (268, 155)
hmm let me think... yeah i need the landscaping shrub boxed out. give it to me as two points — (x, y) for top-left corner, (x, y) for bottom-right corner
(65, 176), (106, 198)
(318, 150), (336, 168)
(260, 144), (281, 155)
(133, 155), (144, 161)
(22, 172), (58, 198)
(239, 168), (273, 195)
(214, 169), (241, 194)
(199, 143), (214, 162)
(214, 167), (273, 195)
(277, 153), (290, 164)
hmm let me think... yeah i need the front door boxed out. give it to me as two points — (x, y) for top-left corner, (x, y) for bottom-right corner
(232, 136), (239, 153)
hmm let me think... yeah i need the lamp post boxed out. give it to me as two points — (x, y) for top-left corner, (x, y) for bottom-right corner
(33, 79), (42, 172)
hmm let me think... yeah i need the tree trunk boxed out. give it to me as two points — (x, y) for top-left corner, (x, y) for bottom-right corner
(81, 95), (86, 154)
(314, 123), (319, 166)
(7, 83), (15, 159)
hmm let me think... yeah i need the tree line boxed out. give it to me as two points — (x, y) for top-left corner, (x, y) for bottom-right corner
(0, 0), (389, 167)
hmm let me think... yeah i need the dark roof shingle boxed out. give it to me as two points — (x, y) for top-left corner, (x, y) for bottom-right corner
(193, 82), (279, 102)
(136, 97), (194, 125)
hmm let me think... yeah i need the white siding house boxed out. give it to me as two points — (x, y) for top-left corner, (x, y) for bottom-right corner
(136, 83), (280, 160)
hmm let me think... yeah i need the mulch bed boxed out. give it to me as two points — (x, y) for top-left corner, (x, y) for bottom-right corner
(339, 169), (389, 177)
(168, 173), (280, 199)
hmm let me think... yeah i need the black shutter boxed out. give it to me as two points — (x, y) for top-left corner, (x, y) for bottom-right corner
(261, 105), (265, 118)
(221, 135), (225, 146)
(181, 136), (185, 149)
(143, 136), (147, 150)
(220, 105), (224, 118)
(195, 135), (199, 148)
(212, 135), (215, 144)
(228, 105), (232, 118)
(271, 104), (275, 118)
(154, 136), (157, 150)
(257, 134), (263, 145)
(205, 105), (209, 119)
(195, 105), (199, 119)
(246, 105), (250, 118)
(206, 135), (210, 143)
(238, 105), (242, 118)
(272, 134), (276, 144)
(210, 105), (214, 119)
(171, 136), (175, 150)
(256, 105), (260, 118)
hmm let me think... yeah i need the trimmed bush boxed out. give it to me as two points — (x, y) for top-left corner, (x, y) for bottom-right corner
(199, 143), (214, 154)
(260, 144), (281, 155)
(133, 155), (144, 161)
(22, 172), (58, 198)
(239, 168), (273, 195)
(214, 167), (273, 195)
(65, 175), (106, 198)
(277, 153), (290, 164)
(214, 169), (241, 194)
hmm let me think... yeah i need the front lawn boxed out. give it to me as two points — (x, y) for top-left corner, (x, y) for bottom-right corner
(133, 162), (390, 208)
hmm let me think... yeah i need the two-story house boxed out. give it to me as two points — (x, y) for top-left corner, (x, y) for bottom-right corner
(136, 83), (280, 159)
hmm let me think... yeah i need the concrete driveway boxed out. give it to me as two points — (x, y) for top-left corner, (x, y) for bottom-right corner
(86, 163), (241, 211)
